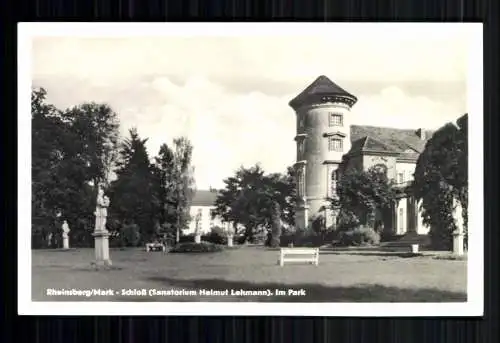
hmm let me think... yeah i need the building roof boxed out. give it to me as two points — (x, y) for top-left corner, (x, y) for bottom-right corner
(289, 75), (357, 109)
(349, 125), (435, 156)
(191, 189), (218, 206)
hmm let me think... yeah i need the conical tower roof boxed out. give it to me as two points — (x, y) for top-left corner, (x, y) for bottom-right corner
(289, 75), (357, 109)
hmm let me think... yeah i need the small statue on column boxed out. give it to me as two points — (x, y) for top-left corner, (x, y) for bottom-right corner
(452, 197), (465, 256)
(95, 188), (110, 232)
(62, 220), (70, 249)
(92, 186), (112, 267)
(194, 211), (202, 244)
(226, 222), (235, 247)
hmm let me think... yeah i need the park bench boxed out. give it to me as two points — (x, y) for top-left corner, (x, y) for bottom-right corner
(278, 247), (319, 267)
(145, 242), (166, 252)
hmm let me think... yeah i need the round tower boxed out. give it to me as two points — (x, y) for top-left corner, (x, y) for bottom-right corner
(289, 75), (357, 230)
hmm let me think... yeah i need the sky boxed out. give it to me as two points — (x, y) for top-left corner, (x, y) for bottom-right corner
(31, 24), (473, 190)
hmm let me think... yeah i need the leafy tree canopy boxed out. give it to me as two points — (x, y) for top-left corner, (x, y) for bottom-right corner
(413, 114), (468, 249)
(212, 164), (295, 241)
(335, 165), (400, 229)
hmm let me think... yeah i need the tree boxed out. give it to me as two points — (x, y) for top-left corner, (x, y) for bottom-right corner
(335, 166), (400, 230)
(413, 115), (468, 250)
(62, 102), (120, 190)
(270, 202), (282, 247)
(108, 128), (158, 243)
(32, 88), (97, 248)
(152, 143), (178, 242)
(171, 137), (196, 242)
(212, 164), (295, 242)
(265, 166), (297, 227)
(32, 88), (67, 247)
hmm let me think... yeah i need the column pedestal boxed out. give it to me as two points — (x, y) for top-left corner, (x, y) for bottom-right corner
(62, 235), (70, 249)
(92, 230), (112, 266)
(452, 231), (464, 256)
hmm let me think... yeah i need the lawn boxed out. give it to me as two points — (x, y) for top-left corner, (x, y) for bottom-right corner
(31, 246), (467, 302)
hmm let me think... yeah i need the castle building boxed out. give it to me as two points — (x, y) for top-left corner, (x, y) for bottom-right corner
(184, 189), (225, 235)
(289, 75), (432, 235)
(184, 189), (245, 235)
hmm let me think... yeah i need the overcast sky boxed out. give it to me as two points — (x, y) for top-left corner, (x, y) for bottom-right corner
(31, 24), (473, 189)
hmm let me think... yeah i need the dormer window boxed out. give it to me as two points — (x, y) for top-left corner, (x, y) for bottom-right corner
(328, 137), (343, 152)
(329, 113), (343, 127)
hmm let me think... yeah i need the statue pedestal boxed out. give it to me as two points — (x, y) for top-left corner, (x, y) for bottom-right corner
(194, 234), (201, 244)
(92, 230), (112, 266)
(62, 234), (70, 249)
(452, 230), (464, 256)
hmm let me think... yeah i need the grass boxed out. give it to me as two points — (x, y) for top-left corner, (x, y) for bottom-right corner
(31, 246), (467, 302)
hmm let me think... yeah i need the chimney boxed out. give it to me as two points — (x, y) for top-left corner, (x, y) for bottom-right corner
(416, 128), (426, 140)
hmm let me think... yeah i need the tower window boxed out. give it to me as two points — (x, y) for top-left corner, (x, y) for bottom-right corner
(329, 113), (343, 127)
(331, 170), (338, 195)
(329, 138), (343, 152)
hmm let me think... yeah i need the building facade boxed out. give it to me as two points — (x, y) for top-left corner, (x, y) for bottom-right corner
(289, 75), (432, 235)
(183, 190), (222, 235)
(184, 189), (242, 235)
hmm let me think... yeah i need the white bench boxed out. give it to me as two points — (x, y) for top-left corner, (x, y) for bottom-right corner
(278, 248), (319, 266)
(145, 243), (166, 252)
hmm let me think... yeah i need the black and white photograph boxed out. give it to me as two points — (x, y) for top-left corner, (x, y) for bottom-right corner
(18, 23), (483, 316)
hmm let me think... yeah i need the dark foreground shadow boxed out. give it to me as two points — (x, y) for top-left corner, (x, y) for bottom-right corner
(144, 276), (467, 302)
(321, 251), (425, 258)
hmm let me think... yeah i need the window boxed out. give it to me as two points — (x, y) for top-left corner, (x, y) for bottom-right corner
(397, 171), (405, 184)
(298, 116), (305, 130)
(398, 208), (404, 232)
(329, 113), (343, 127)
(331, 170), (338, 195)
(329, 138), (343, 152)
(298, 140), (305, 156)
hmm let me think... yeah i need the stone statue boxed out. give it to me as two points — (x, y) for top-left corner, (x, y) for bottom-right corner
(62, 220), (70, 249)
(92, 187), (112, 266)
(452, 197), (465, 256)
(62, 220), (70, 237)
(95, 188), (110, 232)
(453, 198), (464, 234)
(194, 212), (202, 243)
(226, 222), (235, 247)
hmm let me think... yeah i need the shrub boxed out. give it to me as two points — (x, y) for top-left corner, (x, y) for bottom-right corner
(279, 233), (295, 247)
(169, 241), (224, 253)
(202, 230), (227, 245)
(179, 234), (195, 243)
(120, 223), (141, 247)
(339, 225), (380, 247)
(235, 234), (247, 245)
(380, 230), (399, 242)
(337, 210), (360, 231)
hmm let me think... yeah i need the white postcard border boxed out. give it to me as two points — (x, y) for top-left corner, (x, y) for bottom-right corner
(18, 22), (483, 316)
